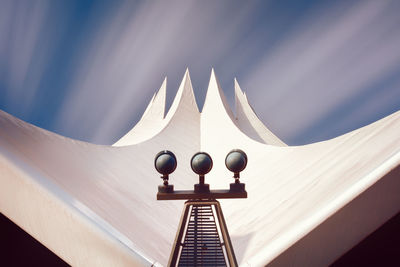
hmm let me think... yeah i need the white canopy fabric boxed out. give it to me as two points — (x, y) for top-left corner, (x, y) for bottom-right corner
(1, 70), (399, 266)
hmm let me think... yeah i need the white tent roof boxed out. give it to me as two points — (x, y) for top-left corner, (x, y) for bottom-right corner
(0, 70), (399, 266)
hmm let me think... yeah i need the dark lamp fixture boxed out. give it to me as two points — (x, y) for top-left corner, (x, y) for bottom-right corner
(225, 149), (247, 179)
(190, 152), (213, 193)
(154, 150), (177, 193)
(155, 149), (248, 267)
(225, 149), (247, 192)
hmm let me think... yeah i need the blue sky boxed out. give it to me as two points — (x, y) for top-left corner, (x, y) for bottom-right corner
(1, 0), (399, 145)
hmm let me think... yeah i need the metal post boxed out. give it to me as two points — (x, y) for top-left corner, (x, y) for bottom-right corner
(168, 202), (191, 267)
(214, 201), (238, 267)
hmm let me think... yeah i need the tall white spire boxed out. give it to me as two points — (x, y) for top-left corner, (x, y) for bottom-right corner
(202, 68), (235, 121)
(115, 69), (285, 147)
(164, 68), (199, 122)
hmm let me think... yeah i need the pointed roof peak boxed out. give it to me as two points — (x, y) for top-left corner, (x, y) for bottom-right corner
(206, 67), (220, 95)
(153, 77), (167, 116)
(113, 78), (167, 146)
(183, 68), (192, 84)
(140, 78), (167, 119)
(209, 67), (218, 83)
(233, 79), (287, 146)
(164, 69), (199, 120)
(155, 76), (167, 96)
(141, 93), (156, 118)
(207, 68), (222, 95)
(183, 68), (192, 82)
(202, 67), (235, 119)
(234, 78), (244, 96)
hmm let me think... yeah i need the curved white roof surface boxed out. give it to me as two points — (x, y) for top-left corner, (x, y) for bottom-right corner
(0, 70), (399, 266)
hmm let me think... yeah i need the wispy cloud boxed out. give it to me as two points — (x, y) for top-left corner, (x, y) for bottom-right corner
(243, 0), (400, 143)
(1, 0), (399, 145)
(55, 0), (261, 143)
(0, 0), (50, 114)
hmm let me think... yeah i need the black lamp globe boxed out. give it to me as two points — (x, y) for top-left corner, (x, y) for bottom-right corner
(155, 150), (177, 193)
(155, 150), (177, 177)
(191, 152), (213, 193)
(225, 149), (247, 178)
(191, 152), (213, 175)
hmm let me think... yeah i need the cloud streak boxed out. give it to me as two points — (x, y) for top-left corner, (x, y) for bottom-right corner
(243, 0), (400, 143)
(0, 0), (399, 145)
(0, 0), (50, 115)
(55, 0), (261, 143)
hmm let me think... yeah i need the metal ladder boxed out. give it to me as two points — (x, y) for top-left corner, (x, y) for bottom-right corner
(178, 204), (227, 266)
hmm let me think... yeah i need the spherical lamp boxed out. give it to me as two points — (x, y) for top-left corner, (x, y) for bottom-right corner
(155, 150), (177, 193)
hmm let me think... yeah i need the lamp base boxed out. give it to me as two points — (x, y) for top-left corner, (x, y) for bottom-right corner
(194, 183), (210, 193)
(230, 183), (245, 192)
(158, 184), (174, 193)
